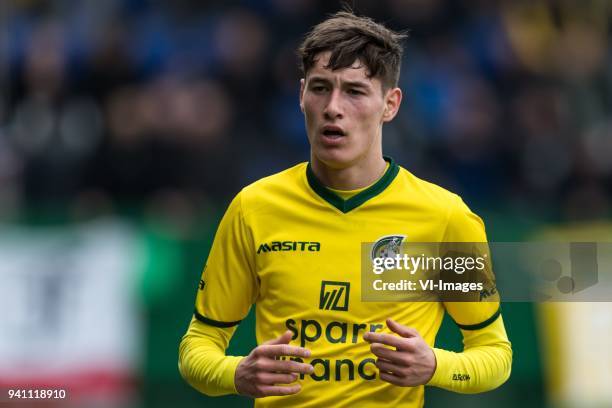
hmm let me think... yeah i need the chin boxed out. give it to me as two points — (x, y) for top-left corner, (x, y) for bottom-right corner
(312, 146), (359, 169)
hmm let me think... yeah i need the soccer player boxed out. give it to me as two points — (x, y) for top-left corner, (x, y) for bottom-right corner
(179, 11), (512, 407)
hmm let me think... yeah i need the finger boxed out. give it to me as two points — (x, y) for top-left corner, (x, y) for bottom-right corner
(387, 319), (419, 338)
(363, 332), (409, 350)
(257, 384), (302, 397)
(369, 343), (407, 365)
(375, 359), (405, 376)
(379, 371), (403, 386)
(264, 359), (315, 375)
(258, 344), (311, 358)
(257, 372), (299, 385)
(263, 330), (293, 346)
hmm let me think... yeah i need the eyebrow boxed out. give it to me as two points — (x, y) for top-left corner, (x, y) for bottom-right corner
(308, 76), (372, 89)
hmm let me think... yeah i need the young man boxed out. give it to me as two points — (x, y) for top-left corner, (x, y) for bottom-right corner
(179, 11), (512, 407)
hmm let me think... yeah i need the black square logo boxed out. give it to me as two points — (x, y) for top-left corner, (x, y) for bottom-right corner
(319, 281), (350, 311)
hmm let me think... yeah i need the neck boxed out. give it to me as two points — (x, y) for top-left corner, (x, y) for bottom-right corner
(310, 154), (387, 190)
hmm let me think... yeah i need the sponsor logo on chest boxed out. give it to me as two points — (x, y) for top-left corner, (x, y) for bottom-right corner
(257, 240), (321, 254)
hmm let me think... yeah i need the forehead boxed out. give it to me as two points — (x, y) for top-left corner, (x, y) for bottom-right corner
(307, 51), (378, 86)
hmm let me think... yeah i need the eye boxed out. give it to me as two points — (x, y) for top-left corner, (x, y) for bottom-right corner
(311, 85), (328, 93)
(347, 88), (364, 96)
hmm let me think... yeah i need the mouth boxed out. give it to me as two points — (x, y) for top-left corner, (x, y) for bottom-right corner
(321, 126), (346, 139)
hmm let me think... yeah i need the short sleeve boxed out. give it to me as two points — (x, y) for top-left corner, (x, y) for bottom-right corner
(194, 192), (258, 327)
(441, 196), (501, 330)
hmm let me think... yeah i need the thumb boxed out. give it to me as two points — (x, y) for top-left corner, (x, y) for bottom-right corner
(263, 330), (293, 345)
(387, 319), (419, 338)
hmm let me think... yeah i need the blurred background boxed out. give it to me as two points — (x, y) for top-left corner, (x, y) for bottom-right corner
(0, 0), (611, 407)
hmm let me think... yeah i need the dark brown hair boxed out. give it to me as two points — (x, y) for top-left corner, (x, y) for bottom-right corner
(298, 11), (408, 89)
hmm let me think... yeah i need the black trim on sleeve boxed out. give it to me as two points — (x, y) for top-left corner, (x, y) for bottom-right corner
(454, 307), (502, 331)
(194, 309), (242, 328)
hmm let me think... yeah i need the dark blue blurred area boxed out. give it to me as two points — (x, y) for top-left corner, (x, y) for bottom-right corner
(1, 0), (610, 222)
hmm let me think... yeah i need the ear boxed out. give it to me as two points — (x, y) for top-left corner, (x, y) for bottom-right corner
(299, 78), (305, 113)
(382, 87), (402, 123)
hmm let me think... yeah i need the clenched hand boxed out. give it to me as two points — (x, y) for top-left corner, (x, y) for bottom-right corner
(235, 330), (314, 398)
(363, 319), (436, 386)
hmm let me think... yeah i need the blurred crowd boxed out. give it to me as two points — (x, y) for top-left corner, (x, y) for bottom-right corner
(1, 0), (611, 222)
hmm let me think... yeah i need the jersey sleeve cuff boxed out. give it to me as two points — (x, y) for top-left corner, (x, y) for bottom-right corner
(224, 356), (245, 394)
(426, 348), (457, 388)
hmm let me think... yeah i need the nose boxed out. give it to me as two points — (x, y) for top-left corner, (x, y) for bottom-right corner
(323, 89), (343, 120)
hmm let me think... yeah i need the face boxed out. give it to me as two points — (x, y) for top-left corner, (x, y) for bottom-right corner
(300, 51), (402, 169)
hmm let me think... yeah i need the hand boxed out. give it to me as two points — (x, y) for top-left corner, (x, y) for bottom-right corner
(235, 330), (314, 398)
(363, 319), (436, 387)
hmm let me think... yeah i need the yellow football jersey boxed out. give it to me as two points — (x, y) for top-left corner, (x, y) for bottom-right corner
(195, 157), (500, 407)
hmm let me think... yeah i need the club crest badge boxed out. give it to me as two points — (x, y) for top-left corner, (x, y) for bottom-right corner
(371, 235), (406, 260)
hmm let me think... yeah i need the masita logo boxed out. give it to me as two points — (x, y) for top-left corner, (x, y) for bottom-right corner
(257, 241), (320, 254)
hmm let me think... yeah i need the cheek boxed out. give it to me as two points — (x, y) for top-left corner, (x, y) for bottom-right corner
(302, 98), (318, 123)
(304, 110), (317, 132)
(352, 102), (384, 128)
